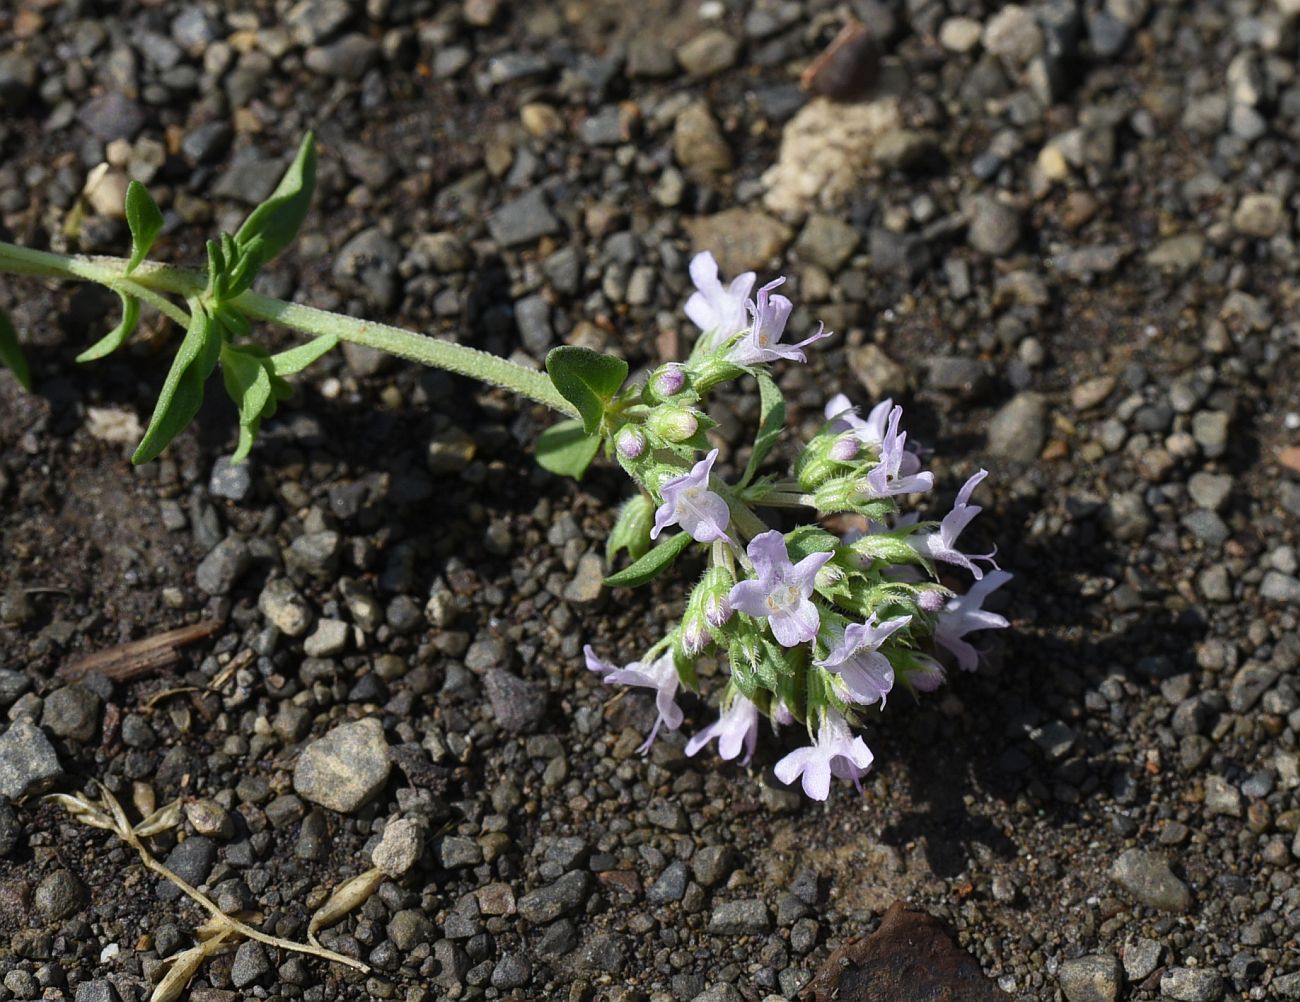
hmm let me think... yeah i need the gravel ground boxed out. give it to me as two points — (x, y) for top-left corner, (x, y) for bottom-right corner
(2, 1), (1300, 1001)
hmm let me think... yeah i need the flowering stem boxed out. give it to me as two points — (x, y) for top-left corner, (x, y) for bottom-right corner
(0, 241), (578, 417)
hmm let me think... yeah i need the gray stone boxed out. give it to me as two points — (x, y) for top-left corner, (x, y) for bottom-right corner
(1181, 510), (1229, 548)
(1261, 571), (1300, 604)
(983, 5), (1044, 65)
(1058, 954), (1122, 1002)
(488, 189), (561, 247)
(1159, 967), (1224, 1001)
(388, 909), (433, 951)
(517, 871), (590, 923)
(286, 0), (353, 45)
(1191, 411), (1229, 456)
(157, 837), (216, 900)
(1228, 663), (1278, 712)
(196, 535), (251, 596)
(692, 845), (735, 888)
(209, 455), (252, 501)
(303, 619), (349, 658)
(289, 531), (345, 579)
(409, 232), (470, 273)
(212, 157), (286, 205)
(1105, 492), (1150, 542)
(491, 952), (531, 989)
(562, 552), (605, 604)
(968, 196), (1021, 256)
(78, 92), (146, 142)
(1123, 936), (1161, 981)
(1273, 972), (1300, 999)
(515, 294), (552, 356)
(1187, 472), (1233, 512)
(438, 835), (482, 868)
(1204, 776), (1242, 818)
(676, 29), (740, 77)
(1088, 11), (1130, 57)
(686, 209), (792, 275)
(0, 669), (30, 710)
(796, 214), (860, 272)
(483, 669), (546, 733)
(231, 940), (271, 988)
(1146, 234), (1204, 271)
(41, 685), (101, 743)
(258, 577), (313, 637)
(709, 899), (772, 935)
(293, 718), (391, 812)
(304, 33), (379, 79)
(34, 868), (85, 920)
(647, 860), (690, 904)
(1110, 849), (1191, 912)
(1233, 193), (1285, 238)
(579, 932), (627, 974)
(74, 981), (121, 1002)
(674, 102), (732, 177)
(373, 818), (423, 877)
(0, 718), (62, 799)
(987, 392), (1047, 462)
(334, 227), (402, 310)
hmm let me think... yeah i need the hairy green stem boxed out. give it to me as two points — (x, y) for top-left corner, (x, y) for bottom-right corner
(0, 241), (578, 417)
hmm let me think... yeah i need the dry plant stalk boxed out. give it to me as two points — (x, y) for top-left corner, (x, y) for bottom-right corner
(48, 786), (383, 1000)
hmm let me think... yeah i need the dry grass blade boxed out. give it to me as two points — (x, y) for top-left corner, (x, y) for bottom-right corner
(307, 868), (385, 947)
(98, 786), (132, 836)
(133, 800), (183, 838)
(150, 931), (231, 1002)
(59, 618), (225, 682)
(43, 793), (116, 832)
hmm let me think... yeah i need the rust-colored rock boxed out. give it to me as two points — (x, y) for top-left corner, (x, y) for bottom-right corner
(803, 900), (1004, 1002)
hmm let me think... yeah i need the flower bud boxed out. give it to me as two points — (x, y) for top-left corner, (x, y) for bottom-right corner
(616, 427), (646, 459)
(652, 365), (686, 398)
(698, 565), (735, 627)
(648, 405), (699, 443)
(918, 589), (947, 613)
(829, 435), (859, 462)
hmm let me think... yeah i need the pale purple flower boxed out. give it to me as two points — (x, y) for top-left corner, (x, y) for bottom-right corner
(728, 278), (831, 366)
(863, 405), (934, 498)
(584, 645), (683, 753)
(728, 530), (833, 647)
(651, 448), (732, 543)
(934, 570), (1012, 671)
(825, 394), (923, 476)
(772, 700), (796, 727)
(773, 710), (874, 800)
(653, 366), (686, 397)
(685, 694), (760, 764)
(685, 251), (755, 348)
(616, 427), (646, 459)
(911, 469), (998, 579)
(815, 614), (911, 707)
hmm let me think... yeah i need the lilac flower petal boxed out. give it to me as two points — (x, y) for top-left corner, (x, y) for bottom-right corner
(790, 549), (834, 589)
(728, 578), (773, 618)
(675, 489), (732, 543)
(745, 530), (790, 577)
(769, 597), (821, 647)
(685, 720), (722, 757)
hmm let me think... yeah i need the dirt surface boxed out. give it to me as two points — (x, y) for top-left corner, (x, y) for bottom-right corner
(2, 1), (1300, 1001)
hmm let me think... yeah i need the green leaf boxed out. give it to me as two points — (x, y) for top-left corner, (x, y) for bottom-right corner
(124, 181), (164, 273)
(784, 525), (840, 562)
(545, 346), (628, 435)
(233, 132), (317, 266)
(535, 418), (602, 480)
(606, 493), (655, 563)
(0, 306), (32, 391)
(741, 372), (785, 486)
(76, 291), (140, 362)
(270, 334), (338, 375)
(221, 345), (274, 462)
(132, 303), (221, 464)
(603, 530), (692, 589)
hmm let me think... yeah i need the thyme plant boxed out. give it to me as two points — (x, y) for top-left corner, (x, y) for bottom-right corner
(0, 134), (1009, 800)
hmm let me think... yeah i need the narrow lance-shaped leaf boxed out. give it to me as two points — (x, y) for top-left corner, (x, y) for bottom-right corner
(545, 345), (628, 435)
(132, 302), (222, 464)
(535, 418), (601, 480)
(0, 306), (32, 391)
(221, 344), (274, 463)
(603, 530), (693, 589)
(269, 333), (338, 375)
(741, 371), (784, 486)
(606, 493), (654, 563)
(76, 291), (140, 362)
(234, 131), (317, 265)
(124, 181), (164, 273)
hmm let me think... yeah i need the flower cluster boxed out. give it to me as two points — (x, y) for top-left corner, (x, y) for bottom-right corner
(584, 252), (1010, 800)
